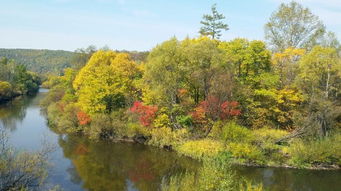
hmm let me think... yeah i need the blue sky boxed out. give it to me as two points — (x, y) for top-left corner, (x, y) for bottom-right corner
(0, 0), (340, 51)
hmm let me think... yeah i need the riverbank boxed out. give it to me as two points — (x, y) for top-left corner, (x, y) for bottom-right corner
(76, 133), (340, 171)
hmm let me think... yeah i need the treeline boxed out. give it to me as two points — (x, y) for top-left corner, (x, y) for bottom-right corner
(0, 57), (41, 103)
(42, 1), (340, 173)
(0, 48), (149, 75)
(0, 48), (74, 74)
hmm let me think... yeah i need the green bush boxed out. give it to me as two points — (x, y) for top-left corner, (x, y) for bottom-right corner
(86, 113), (112, 139)
(148, 127), (188, 148)
(220, 122), (254, 143)
(253, 128), (288, 143)
(252, 128), (288, 164)
(177, 139), (225, 160)
(227, 142), (264, 164)
(288, 134), (341, 167)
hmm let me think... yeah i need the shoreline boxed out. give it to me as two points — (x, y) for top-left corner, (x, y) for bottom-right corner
(79, 135), (341, 171)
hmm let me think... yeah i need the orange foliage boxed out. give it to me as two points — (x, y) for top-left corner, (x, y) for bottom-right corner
(130, 101), (158, 127)
(191, 96), (241, 124)
(77, 111), (91, 125)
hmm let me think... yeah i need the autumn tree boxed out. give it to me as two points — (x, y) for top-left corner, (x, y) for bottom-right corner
(199, 4), (229, 39)
(272, 47), (306, 87)
(265, 1), (325, 51)
(298, 46), (340, 100)
(296, 46), (341, 137)
(181, 37), (227, 103)
(73, 50), (141, 114)
(219, 39), (272, 80)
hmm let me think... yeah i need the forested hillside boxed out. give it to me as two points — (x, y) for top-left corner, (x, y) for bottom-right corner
(0, 48), (149, 75)
(0, 49), (74, 74)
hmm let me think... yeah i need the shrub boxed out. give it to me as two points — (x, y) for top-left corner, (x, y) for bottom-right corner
(288, 134), (341, 167)
(176, 115), (193, 128)
(161, 158), (236, 191)
(153, 113), (171, 128)
(56, 103), (80, 134)
(227, 142), (264, 163)
(253, 128), (288, 143)
(221, 122), (254, 143)
(148, 127), (188, 148)
(0, 81), (12, 101)
(130, 101), (158, 127)
(77, 111), (91, 125)
(86, 113), (112, 139)
(252, 128), (289, 163)
(177, 139), (225, 160)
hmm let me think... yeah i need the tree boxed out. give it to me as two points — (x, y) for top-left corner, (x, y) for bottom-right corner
(181, 37), (226, 103)
(199, 4), (229, 39)
(73, 50), (141, 114)
(219, 39), (272, 79)
(0, 127), (52, 190)
(296, 46), (341, 137)
(272, 47), (306, 87)
(0, 81), (12, 102)
(72, 45), (97, 70)
(143, 38), (184, 107)
(265, 1), (325, 51)
(298, 46), (340, 100)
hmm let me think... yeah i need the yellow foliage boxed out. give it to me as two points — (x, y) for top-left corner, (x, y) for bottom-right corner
(73, 50), (141, 114)
(273, 47), (306, 66)
(227, 142), (263, 162)
(153, 113), (171, 128)
(148, 127), (188, 148)
(177, 139), (224, 160)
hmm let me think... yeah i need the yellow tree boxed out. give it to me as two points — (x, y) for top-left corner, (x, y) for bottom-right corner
(73, 50), (141, 114)
(272, 47), (305, 87)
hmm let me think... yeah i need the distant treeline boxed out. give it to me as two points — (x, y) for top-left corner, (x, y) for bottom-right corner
(0, 48), (149, 75)
(0, 49), (74, 74)
(0, 57), (40, 103)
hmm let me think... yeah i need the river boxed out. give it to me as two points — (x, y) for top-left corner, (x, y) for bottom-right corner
(0, 89), (340, 191)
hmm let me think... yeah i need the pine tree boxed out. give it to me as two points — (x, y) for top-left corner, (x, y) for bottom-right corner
(199, 4), (229, 39)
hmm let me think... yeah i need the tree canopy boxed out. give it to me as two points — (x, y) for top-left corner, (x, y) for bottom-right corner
(265, 1), (325, 51)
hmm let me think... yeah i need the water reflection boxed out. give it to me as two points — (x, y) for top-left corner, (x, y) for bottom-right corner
(57, 135), (199, 191)
(235, 166), (341, 191)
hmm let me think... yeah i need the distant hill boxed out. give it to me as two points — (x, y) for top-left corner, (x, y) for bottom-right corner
(0, 49), (75, 74)
(0, 48), (149, 75)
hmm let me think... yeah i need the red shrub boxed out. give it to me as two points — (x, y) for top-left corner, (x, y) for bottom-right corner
(130, 101), (158, 127)
(77, 111), (91, 125)
(191, 96), (241, 123)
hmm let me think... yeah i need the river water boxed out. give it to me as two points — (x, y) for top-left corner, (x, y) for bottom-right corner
(0, 89), (340, 191)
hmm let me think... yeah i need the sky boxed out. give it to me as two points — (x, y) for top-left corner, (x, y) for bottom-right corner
(0, 0), (340, 51)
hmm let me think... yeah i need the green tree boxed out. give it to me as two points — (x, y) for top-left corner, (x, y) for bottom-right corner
(296, 46), (341, 137)
(199, 4), (229, 39)
(298, 46), (340, 100)
(219, 39), (271, 80)
(143, 38), (184, 108)
(265, 1), (325, 51)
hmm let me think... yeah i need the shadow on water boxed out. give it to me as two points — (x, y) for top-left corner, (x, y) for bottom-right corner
(1, 89), (340, 191)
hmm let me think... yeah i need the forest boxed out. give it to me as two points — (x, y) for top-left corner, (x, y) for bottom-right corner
(1, 1), (341, 191)
(42, 1), (340, 170)
(0, 57), (41, 103)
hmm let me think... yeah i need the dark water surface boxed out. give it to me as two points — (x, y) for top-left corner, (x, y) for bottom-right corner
(0, 89), (340, 191)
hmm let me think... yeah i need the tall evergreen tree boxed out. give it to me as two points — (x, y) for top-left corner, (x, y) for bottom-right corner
(199, 4), (229, 39)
